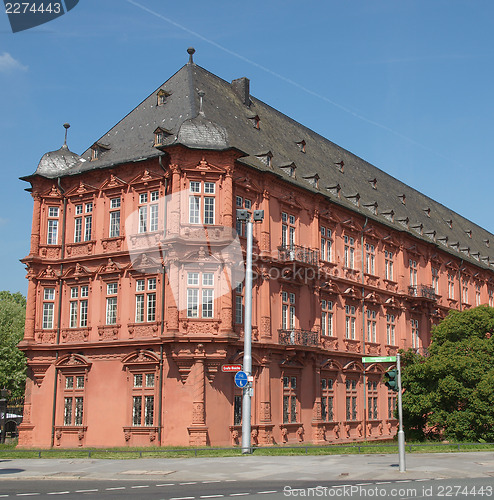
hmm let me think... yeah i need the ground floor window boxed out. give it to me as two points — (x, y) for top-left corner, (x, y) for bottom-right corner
(283, 376), (298, 423)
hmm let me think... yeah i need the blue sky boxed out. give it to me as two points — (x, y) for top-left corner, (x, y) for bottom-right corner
(1, 0), (494, 295)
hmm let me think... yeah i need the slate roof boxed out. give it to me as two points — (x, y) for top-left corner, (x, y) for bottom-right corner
(26, 52), (494, 272)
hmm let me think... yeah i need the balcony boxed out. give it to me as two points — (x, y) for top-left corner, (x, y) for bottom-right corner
(408, 285), (436, 301)
(278, 245), (318, 266)
(278, 329), (319, 347)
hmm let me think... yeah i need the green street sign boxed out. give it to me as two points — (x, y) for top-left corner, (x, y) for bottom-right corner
(362, 356), (397, 363)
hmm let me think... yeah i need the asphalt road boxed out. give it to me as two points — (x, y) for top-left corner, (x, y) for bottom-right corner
(0, 477), (493, 499)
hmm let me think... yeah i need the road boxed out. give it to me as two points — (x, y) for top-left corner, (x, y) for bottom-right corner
(0, 477), (493, 499)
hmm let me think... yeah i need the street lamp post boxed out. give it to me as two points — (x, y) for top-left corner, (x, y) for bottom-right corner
(0, 389), (8, 444)
(236, 209), (264, 454)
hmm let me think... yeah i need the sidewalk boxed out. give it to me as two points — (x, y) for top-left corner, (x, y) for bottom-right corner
(1, 452), (494, 482)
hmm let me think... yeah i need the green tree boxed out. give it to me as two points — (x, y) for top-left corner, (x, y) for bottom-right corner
(401, 305), (494, 442)
(0, 291), (27, 398)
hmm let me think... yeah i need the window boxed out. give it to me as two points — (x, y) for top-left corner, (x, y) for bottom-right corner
(448, 274), (455, 300)
(384, 250), (394, 280)
(476, 284), (481, 306)
(411, 318), (419, 349)
(281, 212), (296, 249)
(409, 259), (417, 288)
(345, 305), (356, 340)
(138, 190), (159, 233)
(367, 380), (378, 420)
(186, 272), (215, 318)
(321, 378), (334, 422)
(345, 379), (358, 421)
(234, 394), (242, 425)
(366, 309), (377, 343)
(132, 372), (155, 427)
(109, 197), (121, 238)
(42, 288), (55, 329)
(344, 236), (355, 269)
(69, 285), (89, 328)
(321, 300), (333, 336)
(386, 314), (396, 345)
(365, 243), (375, 274)
(320, 227), (332, 262)
(234, 282), (244, 324)
(432, 267), (439, 295)
(188, 181), (216, 225)
(462, 282), (469, 304)
(282, 292), (296, 330)
(106, 282), (118, 325)
(388, 390), (397, 419)
(63, 374), (85, 426)
(235, 197), (252, 236)
(47, 206), (59, 245)
(135, 278), (157, 323)
(283, 376), (298, 423)
(75, 202), (93, 242)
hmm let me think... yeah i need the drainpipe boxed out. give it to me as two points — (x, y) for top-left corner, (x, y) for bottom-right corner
(158, 156), (168, 445)
(361, 217), (368, 439)
(51, 177), (67, 447)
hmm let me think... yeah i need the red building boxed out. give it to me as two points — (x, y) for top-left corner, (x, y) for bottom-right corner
(18, 48), (494, 448)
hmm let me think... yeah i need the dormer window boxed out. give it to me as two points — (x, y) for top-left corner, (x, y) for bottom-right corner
(296, 140), (306, 153)
(157, 89), (171, 106)
(90, 142), (110, 161)
(256, 151), (273, 167)
(154, 127), (171, 146)
(279, 162), (296, 178)
(302, 173), (319, 189)
(249, 115), (260, 130)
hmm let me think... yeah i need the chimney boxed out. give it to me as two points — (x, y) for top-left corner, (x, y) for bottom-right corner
(231, 77), (250, 106)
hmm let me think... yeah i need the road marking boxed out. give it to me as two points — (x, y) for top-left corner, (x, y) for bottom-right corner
(157, 483), (175, 486)
(16, 495), (40, 497)
(105, 487), (126, 490)
(202, 481), (221, 484)
(224, 480), (237, 482)
(131, 485), (150, 488)
(415, 479), (428, 482)
(396, 480), (412, 483)
(170, 497), (196, 500)
(75, 490), (98, 493)
(257, 491), (277, 495)
(200, 496), (224, 498)
(47, 493), (70, 496)
(376, 481), (391, 484)
(230, 494), (249, 497)
(356, 483), (372, 486)
(180, 482), (198, 485)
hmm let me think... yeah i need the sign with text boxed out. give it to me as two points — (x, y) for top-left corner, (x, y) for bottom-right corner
(362, 356), (396, 363)
(221, 364), (242, 373)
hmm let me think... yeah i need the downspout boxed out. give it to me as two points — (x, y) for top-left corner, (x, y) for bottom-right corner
(361, 217), (368, 439)
(51, 177), (67, 447)
(158, 156), (168, 445)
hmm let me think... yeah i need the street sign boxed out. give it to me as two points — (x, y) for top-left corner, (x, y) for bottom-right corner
(362, 356), (397, 363)
(222, 364), (242, 372)
(234, 371), (248, 388)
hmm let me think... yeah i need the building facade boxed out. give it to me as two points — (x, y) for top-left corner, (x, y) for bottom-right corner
(18, 49), (494, 448)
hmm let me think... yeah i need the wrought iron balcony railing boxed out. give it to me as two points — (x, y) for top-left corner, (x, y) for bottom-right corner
(278, 245), (318, 266)
(278, 329), (319, 347)
(408, 284), (436, 300)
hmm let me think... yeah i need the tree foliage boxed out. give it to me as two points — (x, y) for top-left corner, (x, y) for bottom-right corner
(0, 291), (27, 398)
(401, 305), (494, 442)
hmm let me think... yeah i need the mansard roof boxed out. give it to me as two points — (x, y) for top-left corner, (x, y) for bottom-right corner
(24, 50), (494, 271)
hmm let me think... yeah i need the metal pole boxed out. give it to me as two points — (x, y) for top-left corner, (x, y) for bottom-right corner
(396, 352), (406, 472)
(241, 219), (253, 454)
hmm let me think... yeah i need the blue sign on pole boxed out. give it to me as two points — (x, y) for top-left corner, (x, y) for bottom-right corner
(234, 371), (248, 388)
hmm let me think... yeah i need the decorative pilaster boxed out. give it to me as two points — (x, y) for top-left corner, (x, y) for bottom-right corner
(23, 272), (37, 342)
(30, 192), (41, 256)
(188, 347), (209, 445)
(259, 268), (271, 339)
(258, 358), (274, 445)
(223, 169), (233, 228)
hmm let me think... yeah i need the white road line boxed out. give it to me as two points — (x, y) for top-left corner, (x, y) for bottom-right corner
(396, 480), (412, 483)
(257, 491), (277, 495)
(376, 481), (391, 484)
(356, 483), (372, 486)
(156, 483), (175, 487)
(74, 490), (98, 493)
(202, 481), (221, 484)
(47, 493), (70, 496)
(170, 497), (195, 500)
(415, 479), (429, 482)
(131, 485), (150, 488)
(105, 487), (126, 490)
(224, 480), (237, 482)
(16, 495), (40, 497)
(180, 482), (198, 485)
(230, 494), (249, 497)
(200, 496), (224, 498)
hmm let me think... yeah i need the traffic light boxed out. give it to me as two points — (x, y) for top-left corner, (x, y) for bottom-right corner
(384, 369), (398, 392)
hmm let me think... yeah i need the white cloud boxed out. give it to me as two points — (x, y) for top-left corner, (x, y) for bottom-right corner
(0, 52), (28, 73)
